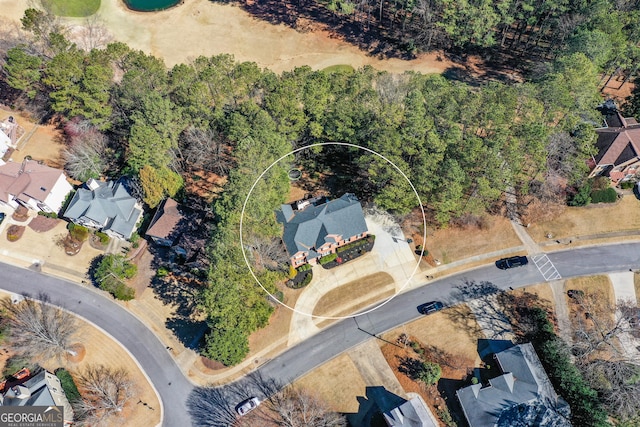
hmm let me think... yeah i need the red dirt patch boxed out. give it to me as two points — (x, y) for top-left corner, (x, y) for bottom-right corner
(381, 335), (473, 424)
(28, 215), (61, 232)
(66, 343), (86, 363)
(184, 170), (227, 202)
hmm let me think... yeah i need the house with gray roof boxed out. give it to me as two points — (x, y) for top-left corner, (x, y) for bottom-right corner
(456, 343), (570, 427)
(0, 370), (74, 426)
(63, 178), (143, 240)
(277, 193), (368, 266)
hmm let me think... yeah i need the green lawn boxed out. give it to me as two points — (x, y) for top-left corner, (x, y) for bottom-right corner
(46, 0), (100, 17)
(322, 64), (355, 74)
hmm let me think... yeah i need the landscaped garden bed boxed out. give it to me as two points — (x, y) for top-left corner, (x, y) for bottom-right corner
(6, 225), (25, 242)
(287, 264), (313, 289)
(321, 235), (375, 269)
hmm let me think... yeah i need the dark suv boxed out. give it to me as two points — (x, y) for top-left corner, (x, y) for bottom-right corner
(495, 256), (528, 270)
(417, 301), (444, 315)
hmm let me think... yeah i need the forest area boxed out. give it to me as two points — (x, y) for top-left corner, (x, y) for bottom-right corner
(0, 4), (639, 371)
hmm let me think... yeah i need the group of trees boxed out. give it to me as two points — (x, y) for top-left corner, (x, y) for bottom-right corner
(0, 6), (609, 364)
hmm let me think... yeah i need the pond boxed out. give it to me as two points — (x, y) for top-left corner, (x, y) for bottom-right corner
(124, 0), (181, 11)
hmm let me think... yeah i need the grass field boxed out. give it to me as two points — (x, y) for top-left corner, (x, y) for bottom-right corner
(312, 272), (394, 318)
(528, 195), (640, 242)
(426, 215), (521, 264)
(46, 0), (100, 17)
(322, 64), (355, 73)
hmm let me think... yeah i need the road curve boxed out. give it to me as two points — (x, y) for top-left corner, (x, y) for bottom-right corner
(2, 241), (640, 425)
(0, 262), (192, 427)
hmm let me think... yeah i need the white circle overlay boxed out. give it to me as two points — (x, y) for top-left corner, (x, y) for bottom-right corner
(240, 142), (427, 319)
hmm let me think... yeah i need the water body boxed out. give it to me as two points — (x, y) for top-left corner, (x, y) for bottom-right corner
(124, 0), (180, 11)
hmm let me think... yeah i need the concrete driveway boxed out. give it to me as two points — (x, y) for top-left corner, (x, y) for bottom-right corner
(288, 212), (420, 345)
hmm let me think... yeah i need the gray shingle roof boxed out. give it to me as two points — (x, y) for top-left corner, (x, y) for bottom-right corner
(64, 179), (141, 239)
(456, 343), (570, 427)
(278, 193), (368, 261)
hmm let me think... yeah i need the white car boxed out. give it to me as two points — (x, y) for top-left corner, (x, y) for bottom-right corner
(236, 397), (260, 416)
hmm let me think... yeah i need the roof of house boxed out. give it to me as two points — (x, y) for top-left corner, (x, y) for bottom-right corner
(146, 198), (184, 240)
(384, 396), (437, 427)
(456, 343), (570, 427)
(0, 160), (66, 206)
(64, 179), (141, 239)
(1, 370), (73, 421)
(277, 193), (368, 260)
(593, 105), (640, 167)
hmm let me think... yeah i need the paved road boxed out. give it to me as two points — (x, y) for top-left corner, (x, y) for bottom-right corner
(0, 262), (191, 427)
(2, 242), (640, 426)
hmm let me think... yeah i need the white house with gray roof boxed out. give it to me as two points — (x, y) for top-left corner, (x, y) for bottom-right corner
(0, 370), (74, 426)
(277, 193), (368, 267)
(457, 343), (570, 427)
(63, 178), (142, 240)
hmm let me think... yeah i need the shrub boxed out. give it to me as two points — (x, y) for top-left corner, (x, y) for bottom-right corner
(69, 224), (89, 242)
(55, 369), (81, 403)
(37, 211), (57, 219)
(299, 272), (313, 287)
(590, 187), (617, 203)
(417, 362), (441, 385)
(297, 264), (311, 272)
(156, 266), (169, 278)
(95, 231), (110, 245)
(113, 283), (135, 301)
(620, 181), (636, 189)
(6, 225), (24, 242)
(130, 232), (140, 248)
(319, 253), (338, 265)
(569, 182), (591, 206)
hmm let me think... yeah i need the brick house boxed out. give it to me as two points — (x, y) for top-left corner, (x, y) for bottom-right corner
(589, 100), (640, 184)
(277, 193), (368, 267)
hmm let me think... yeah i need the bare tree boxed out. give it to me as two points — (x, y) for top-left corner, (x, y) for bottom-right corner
(74, 365), (135, 427)
(1, 294), (80, 363)
(241, 386), (346, 427)
(582, 359), (640, 421)
(178, 126), (232, 175)
(571, 296), (639, 361)
(62, 122), (110, 182)
(72, 15), (113, 51)
(247, 234), (290, 272)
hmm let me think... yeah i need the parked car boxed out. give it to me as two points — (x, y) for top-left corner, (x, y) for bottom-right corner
(567, 289), (585, 299)
(495, 256), (528, 270)
(0, 212), (5, 225)
(236, 397), (260, 416)
(417, 301), (444, 315)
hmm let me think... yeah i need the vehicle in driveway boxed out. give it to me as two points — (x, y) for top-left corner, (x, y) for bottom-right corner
(417, 301), (444, 315)
(236, 397), (260, 416)
(495, 256), (528, 270)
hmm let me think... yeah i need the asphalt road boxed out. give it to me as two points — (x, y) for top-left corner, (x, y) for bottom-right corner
(2, 242), (640, 426)
(0, 262), (191, 427)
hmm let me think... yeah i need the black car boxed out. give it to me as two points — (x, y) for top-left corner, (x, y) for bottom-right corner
(0, 212), (4, 224)
(495, 256), (528, 270)
(417, 301), (444, 315)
